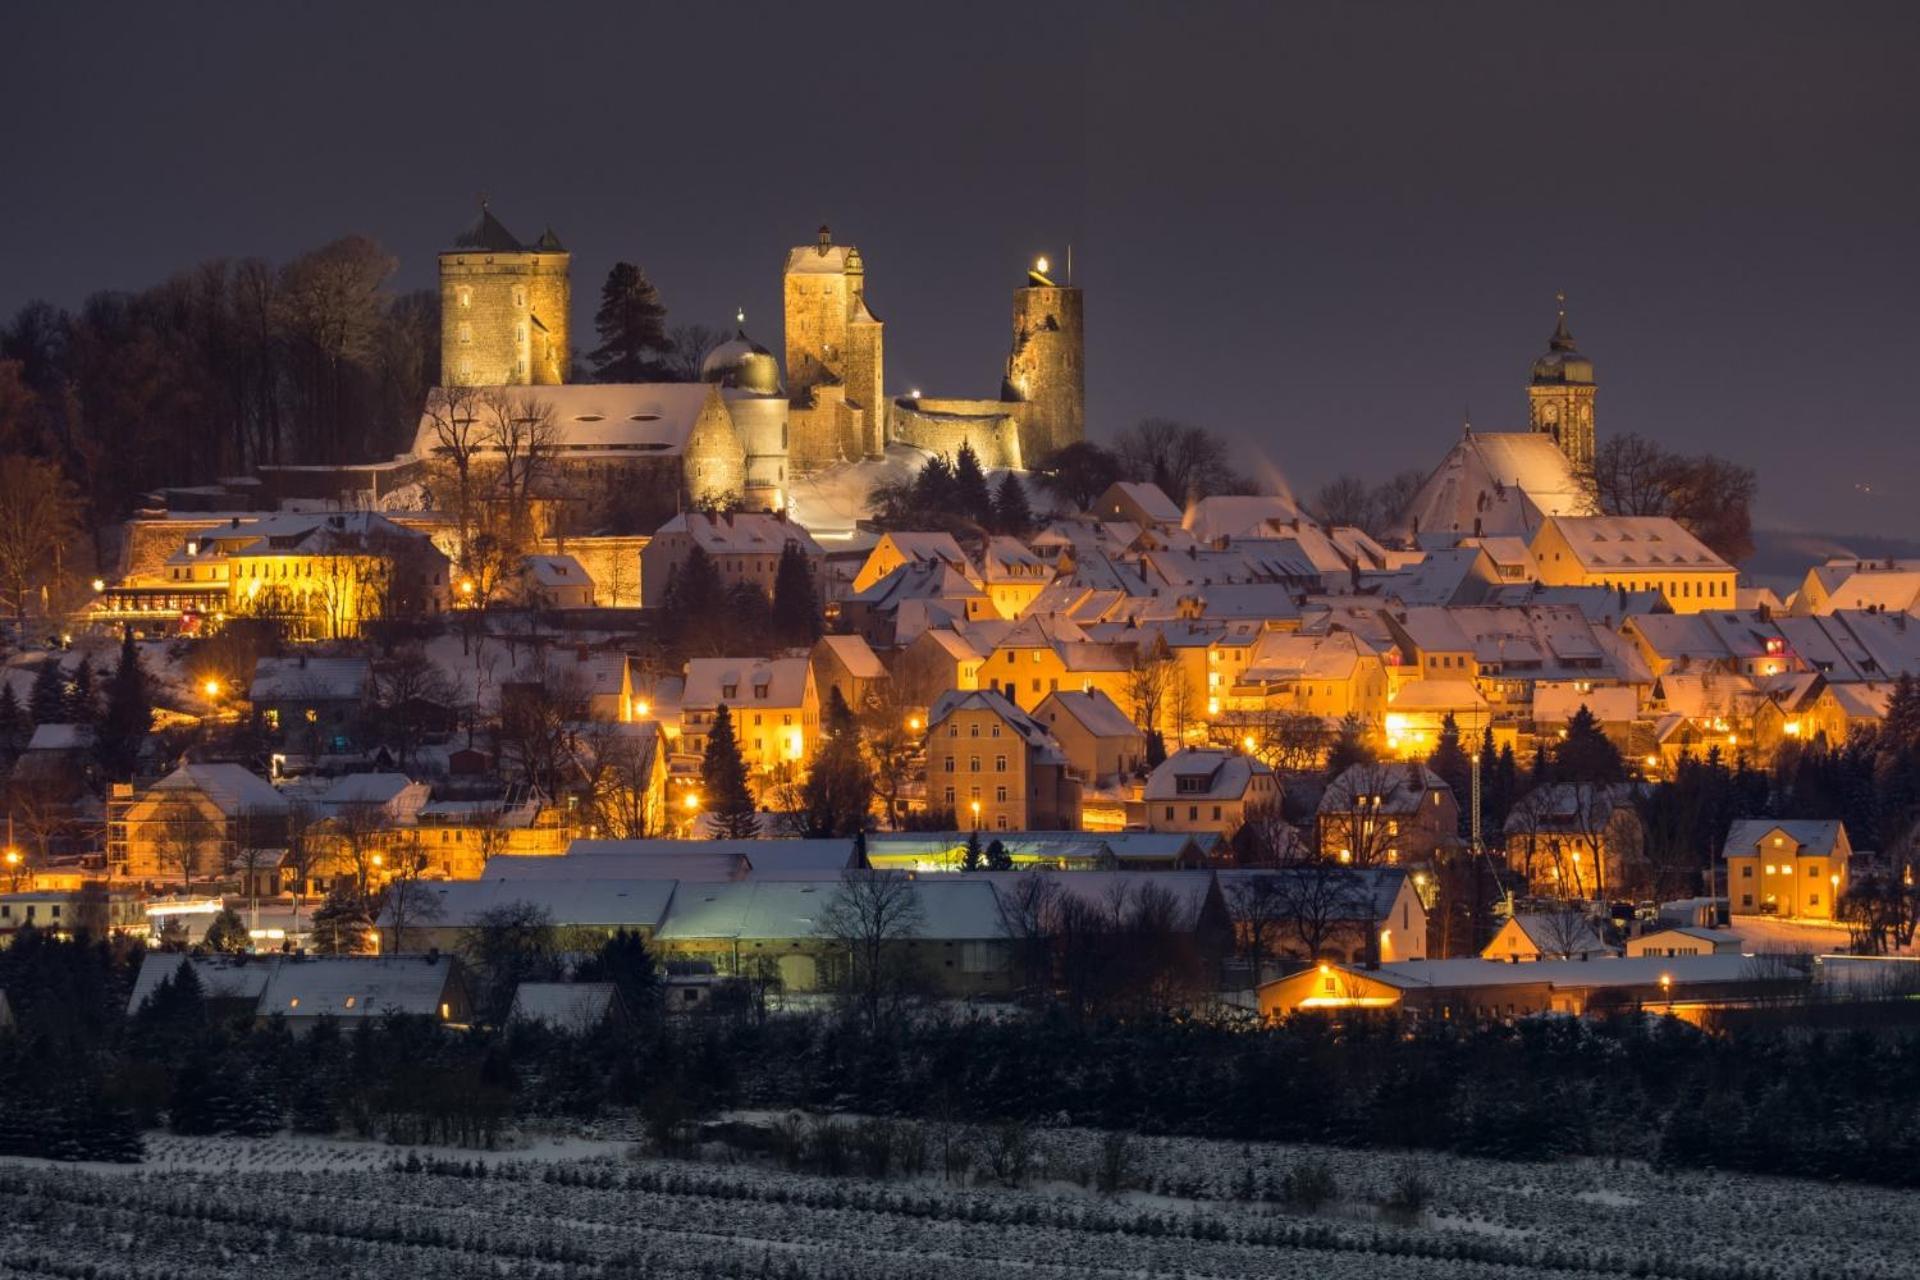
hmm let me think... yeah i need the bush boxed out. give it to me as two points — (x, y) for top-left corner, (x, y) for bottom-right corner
(895, 1121), (930, 1177)
(985, 1120), (1033, 1189)
(855, 1118), (896, 1179)
(1281, 1158), (1339, 1211)
(1382, 1167), (1432, 1224)
(1094, 1130), (1137, 1194)
(808, 1117), (850, 1177)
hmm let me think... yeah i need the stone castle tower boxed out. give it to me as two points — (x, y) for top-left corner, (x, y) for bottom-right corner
(783, 226), (885, 466)
(1528, 294), (1596, 470)
(1002, 259), (1085, 465)
(440, 206), (570, 387)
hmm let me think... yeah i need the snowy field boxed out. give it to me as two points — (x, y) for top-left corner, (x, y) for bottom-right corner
(0, 1123), (1913, 1278)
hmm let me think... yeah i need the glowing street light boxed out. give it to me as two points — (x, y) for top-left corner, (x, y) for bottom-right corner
(202, 678), (221, 698)
(683, 792), (701, 811)
(908, 716), (922, 732)
(91, 578), (106, 593)
(459, 579), (476, 599)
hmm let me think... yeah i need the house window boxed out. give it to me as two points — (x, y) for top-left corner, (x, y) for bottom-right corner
(944, 758), (955, 773)
(1164, 806), (1174, 820)
(996, 815), (1008, 830)
(1212, 805), (1222, 821)
(969, 756), (980, 772)
(1741, 865), (1752, 879)
(995, 755), (1007, 772)
(943, 787), (955, 806)
(996, 786), (1008, 802)
(1188, 805), (1198, 821)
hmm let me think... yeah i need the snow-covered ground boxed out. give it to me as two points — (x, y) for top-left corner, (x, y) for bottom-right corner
(0, 1124), (1911, 1278)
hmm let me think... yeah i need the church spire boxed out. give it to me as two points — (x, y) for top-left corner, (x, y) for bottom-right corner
(1549, 290), (1576, 352)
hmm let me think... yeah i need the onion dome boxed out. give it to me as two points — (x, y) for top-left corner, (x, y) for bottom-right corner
(1530, 293), (1595, 385)
(701, 312), (783, 395)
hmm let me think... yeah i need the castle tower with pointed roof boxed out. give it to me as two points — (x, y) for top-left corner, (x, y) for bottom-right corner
(1003, 258), (1085, 464)
(1527, 293), (1596, 470)
(783, 225), (885, 467)
(439, 206), (570, 387)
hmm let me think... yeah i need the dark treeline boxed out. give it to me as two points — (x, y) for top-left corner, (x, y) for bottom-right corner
(0, 236), (437, 525)
(7, 927), (1920, 1187)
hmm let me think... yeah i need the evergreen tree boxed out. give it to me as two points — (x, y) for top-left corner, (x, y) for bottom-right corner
(660, 546), (724, 658)
(1554, 705), (1626, 784)
(1427, 714), (1473, 838)
(203, 908), (250, 954)
(953, 442), (992, 517)
(794, 689), (873, 837)
(62, 657), (96, 725)
(723, 580), (773, 653)
(98, 629), (153, 779)
(588, 262), (672, 381)
(27, 657), (63, 726)
(961, 829), (984, 871)
(574, 929), (661, 1020)
(701, 705), (759, 839)
(309, 885), (373, 954)
(1528, 744), (1552, 789)
(290, 1076), (339, 1135)
(912, 454), (958, 516)
(992, 471), (1035, 535)
(1324, 714), (1376, 779)
(0, 683), (22, 750)
(985, 838), (1014, 871)
(1880, 673), (1920, 757)
(1144, 729), (1168, 769)
(771, 541), (823, 648)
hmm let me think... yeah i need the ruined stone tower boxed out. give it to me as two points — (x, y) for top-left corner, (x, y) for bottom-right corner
(783, 226), (885, 466)
(1528, 293), (1596, 470)
(1002, 258), (1084, 466)
(439, 206), (570, 387)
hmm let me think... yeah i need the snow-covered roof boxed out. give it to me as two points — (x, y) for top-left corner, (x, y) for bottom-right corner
(250, 656), (371, 703)
(1326, 953), (1781, 993)
(1035, 689), (1143, 741)
(1722, 819), (1846, 859)
(1098, 481), (1183, 525)
(1532, 683), (1638, 725)
(1490, 913), (1612, 958)
(150, 762), (288, 817)
(386, 878), (678, 932)
(1394, 431), (1594, 543)
(257, 956), (458, 1021)
(25, 723), (93, 751)
(1216, 866), (1410, 923)
(410, 383), (737, 461)
(653, 510), (824, 557)
(126, 953), (276, 1016)
(1180, 495), (1309, 543)
(682, 656), (812, 711)
(926, 688), (1068, 763)
(1320, 762), (1453, 815)
(654, 876), (1003, 942)
(1143, 749), (1274, 802)
(509, 982), (617, 1031)
(1537, 515), (1728, 572)
(815, 633), (887, 681)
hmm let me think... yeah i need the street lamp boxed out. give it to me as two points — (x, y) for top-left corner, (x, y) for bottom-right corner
(91, 578), (106, 593)
(908, 716), (922, 732)
(969, 799), (982, 829)
(202, 678), (221, 699)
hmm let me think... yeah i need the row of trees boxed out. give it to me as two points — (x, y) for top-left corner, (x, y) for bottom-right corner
(869, 443), (1034, 535)
(1033, 419), (1257, 513)
(654, 541), (822, 662)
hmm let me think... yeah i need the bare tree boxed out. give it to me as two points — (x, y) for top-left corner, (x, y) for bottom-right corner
(1114, 419), (1237, 504)
(1269, 864), (1369, 966)
(584, 724), (660, 839)
(1309, 474), (1372, 529)
(995, 873), (1063, 995)
(421, 384), (486, 563)
(374, 647), (457, 768)
(327, 800), (389, 897)
(1226, 874), (1290, 982)
(227, 804), (287, 933)
(814, 871), (927, 1035)
(858, 683), (920, 830)
(149, 798), (213, 891)
(1530, 903), (1603, 959)
(1587, 433), (1757, 563)
(0, 454), (84, 635)
(380, 839), (444, 955)
(668, 324), (728, 381)
(1124, 634), (1174, 736)
(479, 389), (556, 552)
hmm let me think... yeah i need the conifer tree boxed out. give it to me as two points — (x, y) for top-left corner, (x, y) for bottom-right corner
(27, 657), (63, 726)
(0, 683), (22, 750)
(98, 629), (153, 779)
(953, 442), (993, 517)
(771, 541), (823, 648)
(1553, 705), (1625, 784)
(701, 705), (759, 839)
(588, 262), (672, 381)
(63, 657), (96, 725)
(1145, 729), (1168, 768)
(1324, 714), (1376, 779)
(723, 580), (773, 653)
(992, 472), (1034, 535)
(961, 829), (984, 870)
(985, 838), (1014, 871)
(1880, 673), (1920, 757)
(309, 885), (373, 954)
(660, 545), (724, 658)
(1427, 713), (1473, 838)
(203, 908), (250, 954)
(912, 454), (958, 516)
(795, 689), (872, 836)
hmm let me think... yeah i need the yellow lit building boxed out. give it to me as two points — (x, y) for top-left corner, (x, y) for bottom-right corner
(680, 657), (820, 774)
(924, 688), (1080, 832)
(1722, 819), (1851, 921)
(1529, 516), (1736, 614)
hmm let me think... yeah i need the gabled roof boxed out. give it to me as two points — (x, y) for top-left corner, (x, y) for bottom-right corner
(1320, 762), (1452, 815)
(509, 982), (617, 1031)
(683, 656), (812, 710)
(927, 688), (1067, 760)
(1216, 865), (1410, 923)
(1722, 819), (1845, 859)
(1143, 749), (1273, 801)
(449, 207), (526, 253)
(1035, 689), (1143, 741)
(1536, 516), (1728, 572)
(150, 762), (288, 817)
(250, 656), (371, 703)
(815, 633), (887, 681)
(257, 956), (458, 1021)
(127, 954), (275, 1016)
(1394, 431), (1594, 543)
(388, 878), (678, 932)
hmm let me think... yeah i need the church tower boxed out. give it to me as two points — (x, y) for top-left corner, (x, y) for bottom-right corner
(783, 226), (885, 462)
(439, 206), (570, 387)
(1527, 293), (1596, 469)
(1003, 256), (1084, 466)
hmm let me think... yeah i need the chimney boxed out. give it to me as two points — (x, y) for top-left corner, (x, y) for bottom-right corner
(230, 516), (241, 529)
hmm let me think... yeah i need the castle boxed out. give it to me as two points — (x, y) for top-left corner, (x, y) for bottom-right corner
(416, 211), (1089, 531)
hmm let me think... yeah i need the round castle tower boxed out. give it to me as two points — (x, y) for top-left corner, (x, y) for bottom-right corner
(1002, 258), (1085, 466)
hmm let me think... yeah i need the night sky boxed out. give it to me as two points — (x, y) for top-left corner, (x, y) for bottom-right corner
(6, 3), (1916, 537)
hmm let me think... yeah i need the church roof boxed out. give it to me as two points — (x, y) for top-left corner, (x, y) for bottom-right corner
(1393, 431), (1595, 544)
(451, 207), (527, 253)
(534, 227), (566, 253)
(786, 226), (860, 275)
(1530, 302), (1595, 386)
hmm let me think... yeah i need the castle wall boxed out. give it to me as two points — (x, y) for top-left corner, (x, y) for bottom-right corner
(890, 399), (1024, 471)
(784, 271), (850, 397)
(1004, 285), (1084, 465)
(789, 390), (868, 473)
(846, 318), (886, 457)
